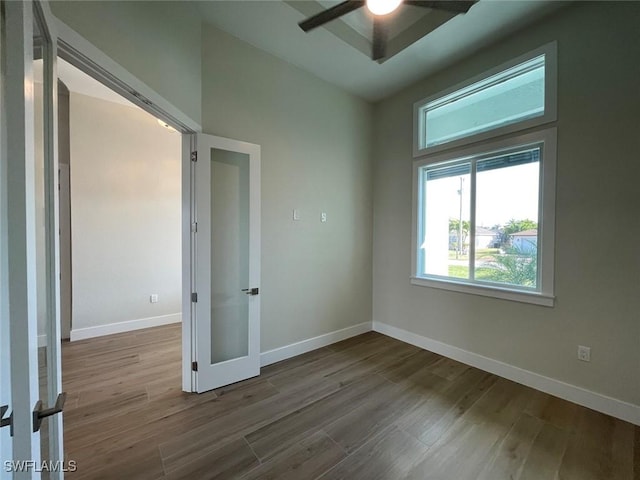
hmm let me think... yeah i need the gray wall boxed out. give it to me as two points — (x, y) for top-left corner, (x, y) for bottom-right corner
(372, 2), (640, 406)
(69, 93), (182, 332)
(202, 25), (374, 352)
(50, 1), (202, 125)
(50, 3), (374, 353)
(48, 1), (638, 410)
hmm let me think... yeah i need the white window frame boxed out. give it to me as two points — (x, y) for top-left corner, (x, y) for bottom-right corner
(413, 41), (557, 157)
(411, 127), (556, 306)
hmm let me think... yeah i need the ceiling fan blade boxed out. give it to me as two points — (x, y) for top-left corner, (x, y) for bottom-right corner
(404, 1), (476, 14)
(372, 17), (387, 61)
(298, 0), (365, 32)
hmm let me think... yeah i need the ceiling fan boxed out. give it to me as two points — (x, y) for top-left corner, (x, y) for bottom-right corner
(298, 0), (477, 61)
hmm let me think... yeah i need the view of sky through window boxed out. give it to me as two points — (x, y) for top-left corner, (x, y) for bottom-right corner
(420, 148), (540, 288)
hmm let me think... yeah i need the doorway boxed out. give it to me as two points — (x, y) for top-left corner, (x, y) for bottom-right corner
(54, 58), (182, 343)
(55, 22), (263, 397)
(54, 56), (184, 476)
(2, 6), (262, 473)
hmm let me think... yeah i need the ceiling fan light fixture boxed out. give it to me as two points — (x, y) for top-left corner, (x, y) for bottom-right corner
(366, 0), (402, 16)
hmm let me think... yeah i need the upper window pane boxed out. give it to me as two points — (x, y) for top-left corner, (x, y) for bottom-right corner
(420, 55), (545, 149)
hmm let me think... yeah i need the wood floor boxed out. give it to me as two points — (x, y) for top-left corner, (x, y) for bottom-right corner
(61, 324), (639, 480)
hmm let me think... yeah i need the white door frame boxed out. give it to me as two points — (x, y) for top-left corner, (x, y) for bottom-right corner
(5, 0), (41, 467)
(182, 134), (197, 391)
(39, 1), (64, 468)
(4, 0), (64, 473)
(50, 14), (202, 392)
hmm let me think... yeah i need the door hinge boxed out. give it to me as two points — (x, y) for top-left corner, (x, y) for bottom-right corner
(191, 222), (198, 233)
(191, 292), (198, 303)
(191, 361), (198, 372)
(191, 151), (197, 162)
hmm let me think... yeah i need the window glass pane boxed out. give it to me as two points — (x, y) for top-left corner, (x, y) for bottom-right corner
(420, 163), (471, 279)
(474, 147), (540, 288)
(423, 56), (545, 148)
(210, 148), (250, 364)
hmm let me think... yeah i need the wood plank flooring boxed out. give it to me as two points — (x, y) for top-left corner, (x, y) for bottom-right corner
(61, 324), (639, 479)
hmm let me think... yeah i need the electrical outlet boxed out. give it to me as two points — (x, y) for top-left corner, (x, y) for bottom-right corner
(577, 345), (591, 362)
(150, 294), (159, 303)
(321, 212), (327, 223)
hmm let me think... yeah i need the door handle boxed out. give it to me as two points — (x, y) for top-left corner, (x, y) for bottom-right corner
(1, 405), (13, 436)
(241, 288), (259, 296)
(33, 392), (66, 433)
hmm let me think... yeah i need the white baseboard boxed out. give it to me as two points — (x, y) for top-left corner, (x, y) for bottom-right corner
(260, 322), (372, 367)
(70, 313), (182, 342)
(373, 321), (640, 427)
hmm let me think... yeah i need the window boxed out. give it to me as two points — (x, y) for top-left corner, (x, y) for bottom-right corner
(414, 42), (557, 156)
(411, 45), (557, 306)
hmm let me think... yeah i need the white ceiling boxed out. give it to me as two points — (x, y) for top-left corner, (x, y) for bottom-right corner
(197, 0), (568, 102)
(35, 57), (139, 108)
(57, 58), (139, 109)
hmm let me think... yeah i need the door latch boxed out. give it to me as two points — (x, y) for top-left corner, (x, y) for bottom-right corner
(241, 287), (259, 296)
(33, 392), (67, 433)
(1, 405), (13, 436)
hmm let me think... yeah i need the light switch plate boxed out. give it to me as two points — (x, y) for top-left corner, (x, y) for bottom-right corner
(577, 345), (591, 362)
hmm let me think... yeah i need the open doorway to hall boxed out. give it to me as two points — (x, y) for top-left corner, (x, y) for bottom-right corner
(51, 58), (182, 344)
(34, 56), (183, 473)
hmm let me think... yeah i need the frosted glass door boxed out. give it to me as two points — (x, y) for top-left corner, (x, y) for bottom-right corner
(193, 134), (260, 393)
(210, 149), (250, 364)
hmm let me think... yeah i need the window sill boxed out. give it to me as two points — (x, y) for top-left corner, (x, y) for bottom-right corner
(410, 276), (555, 307)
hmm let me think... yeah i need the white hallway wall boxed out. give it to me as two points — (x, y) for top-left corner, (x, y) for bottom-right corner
(69, 92), (182, 339)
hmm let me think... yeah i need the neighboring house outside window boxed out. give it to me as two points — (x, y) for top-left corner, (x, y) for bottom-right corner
(448, 227), (500, 253)
(511, 229), (538, 255)
(475, 227), (501, 249)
